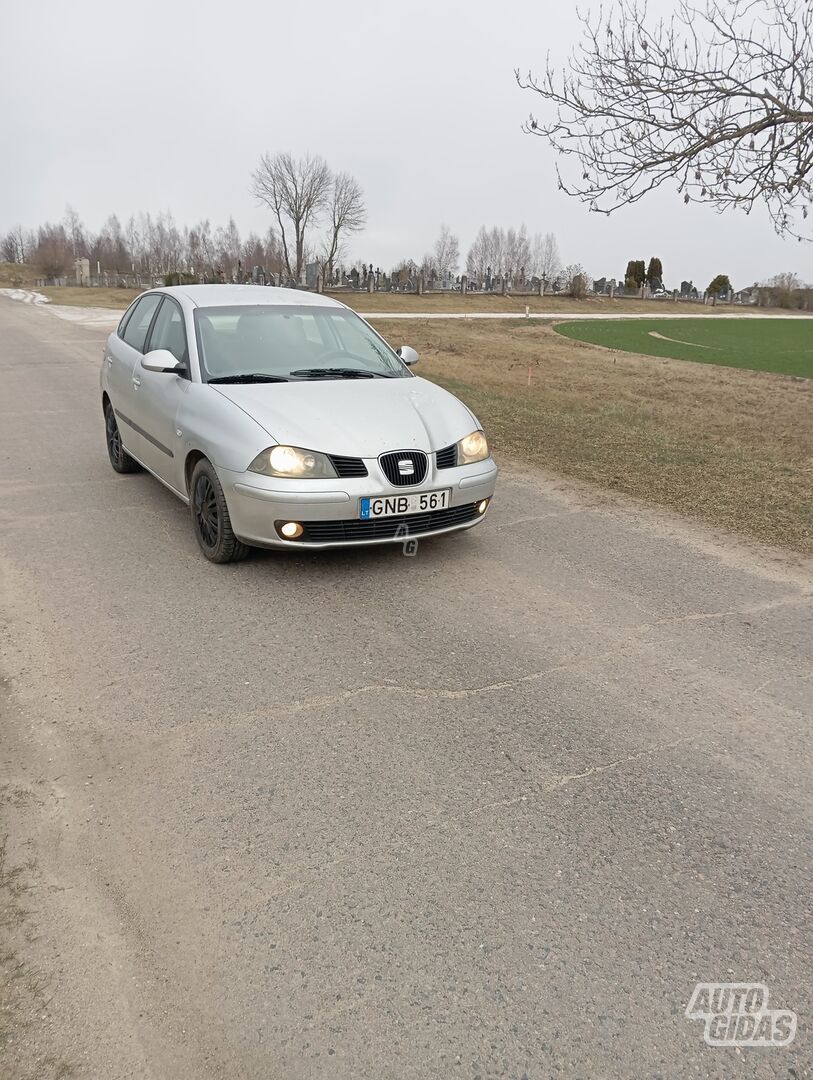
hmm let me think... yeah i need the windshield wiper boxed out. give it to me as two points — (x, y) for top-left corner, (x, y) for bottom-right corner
(289, 367), (384, 380)
(208, 373), (289, 384)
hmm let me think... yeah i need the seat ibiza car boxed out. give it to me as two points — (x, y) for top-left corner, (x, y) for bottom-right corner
(100, 285), (497, 562)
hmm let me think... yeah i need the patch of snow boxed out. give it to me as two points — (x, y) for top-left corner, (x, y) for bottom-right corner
(0, 288), (121, 327)
(46, 304), (122, 328)
(0, 288), (50, 304)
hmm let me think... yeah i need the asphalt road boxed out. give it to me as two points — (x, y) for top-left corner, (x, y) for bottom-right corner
(1, 296), (811, 1079)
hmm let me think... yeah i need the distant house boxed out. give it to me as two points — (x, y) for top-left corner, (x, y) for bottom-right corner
(734, 285), (759, 305)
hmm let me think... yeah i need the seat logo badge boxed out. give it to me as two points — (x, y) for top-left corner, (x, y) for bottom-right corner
(398, 459), (415, 476)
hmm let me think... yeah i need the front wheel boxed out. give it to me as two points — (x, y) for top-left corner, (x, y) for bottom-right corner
(189, 458), (250, 563)
(104, 400), (140, 473)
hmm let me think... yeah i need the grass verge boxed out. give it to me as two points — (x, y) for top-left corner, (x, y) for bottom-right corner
(373, 319), (813, 554)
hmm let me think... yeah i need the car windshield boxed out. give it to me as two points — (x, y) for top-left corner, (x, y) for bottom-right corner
(194, 304), (411, 382)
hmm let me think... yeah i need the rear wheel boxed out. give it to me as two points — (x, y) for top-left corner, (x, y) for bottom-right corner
(104, 400), (140, 473)
(190, 458), (250, 563)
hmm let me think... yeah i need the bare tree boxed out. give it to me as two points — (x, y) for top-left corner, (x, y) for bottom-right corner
(467, 225), (554, 286)
(89, 214), (129, 273)
(263, 227), (284, 277)
(532, 231), (561, 286)
(213, 217), (242, 279)
(1, 225), (30, 263)
(63, 205), (87, 256)
(33, 223), (73, 278)
(251, 152), (332, 280)
(762, 270), (804, 306)
(503, 225), (531, 284)
(433, 225), (460, 277)
(560, 263), (592, 297)
(0, 232), (17, 262)
(466, 226), (491, 283)
(517, 0), (813, 239)
(321, 172), (366, 284)
(489, 226), (505, 278)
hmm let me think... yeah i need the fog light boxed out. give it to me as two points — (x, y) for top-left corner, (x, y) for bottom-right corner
(279, 521), (304, 539)
(477, 499), (490, 514)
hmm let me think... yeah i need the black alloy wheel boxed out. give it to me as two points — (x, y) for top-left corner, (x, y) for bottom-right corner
(189, 458), (250, 563)
(104, 400), (140, 473)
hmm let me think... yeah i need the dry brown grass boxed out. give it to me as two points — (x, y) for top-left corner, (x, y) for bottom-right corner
(39, 286), (141, 309)
(34, 282), (785, 317)
(0, 263), (36, 288)
(373, 318), (813, 553)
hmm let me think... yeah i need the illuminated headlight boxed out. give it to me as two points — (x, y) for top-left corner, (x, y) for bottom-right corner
(457, 430), (489, 465)
(248, 445), (338, 479)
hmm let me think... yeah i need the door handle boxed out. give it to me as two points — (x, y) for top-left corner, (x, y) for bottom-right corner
(132, 376), (141, 387)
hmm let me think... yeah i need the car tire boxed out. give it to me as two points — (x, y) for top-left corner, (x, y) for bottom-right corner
(104, 400), (141, 473)
(189, 458), (250, 564)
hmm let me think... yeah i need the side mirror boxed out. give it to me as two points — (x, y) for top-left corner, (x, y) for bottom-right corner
(398, 345), (419, 366)
(142, 349), (185, 374)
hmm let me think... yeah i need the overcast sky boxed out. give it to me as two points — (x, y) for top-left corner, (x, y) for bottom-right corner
(3, 0), (811, 288)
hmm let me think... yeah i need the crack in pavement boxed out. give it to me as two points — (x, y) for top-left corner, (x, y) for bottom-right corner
(649, 591), (812, 627)
(457, 735), (699, 822)
(237, 734), (702, 909)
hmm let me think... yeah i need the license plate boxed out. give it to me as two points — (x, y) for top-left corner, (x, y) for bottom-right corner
(359, 489), (452, 519)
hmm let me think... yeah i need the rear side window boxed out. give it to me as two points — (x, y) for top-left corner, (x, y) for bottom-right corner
(147, 298), (188, 363)
(121, 294), (162, 352)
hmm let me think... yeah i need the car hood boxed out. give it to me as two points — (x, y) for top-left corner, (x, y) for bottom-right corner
(213, 376), (477, 457)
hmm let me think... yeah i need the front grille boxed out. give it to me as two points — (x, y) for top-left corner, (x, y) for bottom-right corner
(379, 449), (428, 486)
(436, 444), (457, 469)
(298, 502), (480, 543)
(329, 454), (368, 478)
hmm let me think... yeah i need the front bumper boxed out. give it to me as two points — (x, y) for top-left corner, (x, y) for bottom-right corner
(217, 458), (498, 549)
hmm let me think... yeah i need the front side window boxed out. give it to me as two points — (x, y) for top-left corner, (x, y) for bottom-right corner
(121, 294), (162, 353)
(194, 305), (410, 383)
(147, 298), (188, 364)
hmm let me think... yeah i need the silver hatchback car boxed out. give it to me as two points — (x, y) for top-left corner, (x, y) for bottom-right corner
(101, 285), (497, 562)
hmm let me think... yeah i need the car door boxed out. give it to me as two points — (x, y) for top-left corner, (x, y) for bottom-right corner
(105, 303), (138, 410)
(107, 293), (163, 460)
(127, 295), (191, 488)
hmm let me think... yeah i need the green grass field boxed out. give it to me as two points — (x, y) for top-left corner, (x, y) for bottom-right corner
(555, 318), (813, 378)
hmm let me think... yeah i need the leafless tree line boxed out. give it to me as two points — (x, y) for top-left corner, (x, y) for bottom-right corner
(518, 0), (813, 241)
(465, 226), (563, 286)
(1, 206), (286, 282)
(6, 204), (802, 300)
(389, 225), (590, 294)
(750, 270), (813, 307)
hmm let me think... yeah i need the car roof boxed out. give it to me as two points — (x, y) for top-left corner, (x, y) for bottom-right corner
(154, 284), (347, 310)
